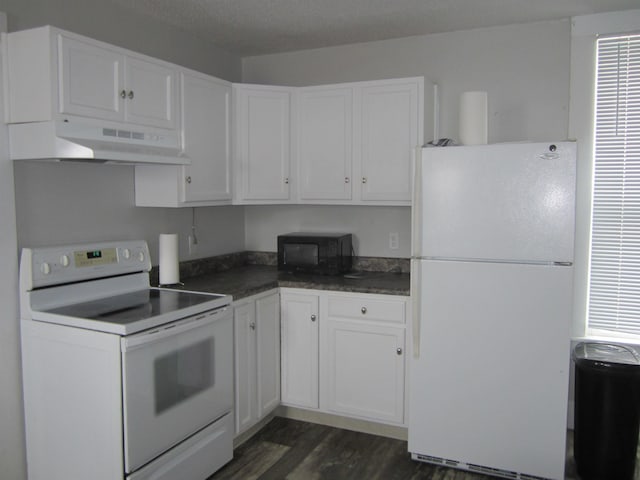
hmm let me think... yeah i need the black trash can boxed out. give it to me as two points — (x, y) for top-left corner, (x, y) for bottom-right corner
(573, 342), (640, 480)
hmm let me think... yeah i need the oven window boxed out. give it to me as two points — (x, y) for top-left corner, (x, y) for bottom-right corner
(154, 338), (214, 414)
(284, 244), (318, 266)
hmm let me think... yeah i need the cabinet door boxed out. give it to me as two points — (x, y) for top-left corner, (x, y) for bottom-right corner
(124, 55), (177, 129)
(360, 81), (420, 202)
(235, 86), (291, 201)
(58, 34), (124, 121)
(182, 72), (232, 203)
(233, 301), (256, 435)
(297, 87), (353, 201)
(280, 292), (319, 409)
(326, 319), (405, 424)
(256, 292), (281, 417)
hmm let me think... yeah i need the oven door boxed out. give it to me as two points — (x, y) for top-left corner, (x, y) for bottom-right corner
(121, 306), (233, 474)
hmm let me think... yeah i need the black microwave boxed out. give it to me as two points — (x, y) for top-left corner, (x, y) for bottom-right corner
(277, 233), (353, 275)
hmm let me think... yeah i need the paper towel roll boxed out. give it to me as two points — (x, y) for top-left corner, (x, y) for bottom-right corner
(159, 233), (180, 285)
(459, 91), (488, 145)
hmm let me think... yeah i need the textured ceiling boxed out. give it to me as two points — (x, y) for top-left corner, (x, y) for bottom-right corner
(107, 0), (639, 56)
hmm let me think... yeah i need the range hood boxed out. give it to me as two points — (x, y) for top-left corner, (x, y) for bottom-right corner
(8, 118), (189, 165)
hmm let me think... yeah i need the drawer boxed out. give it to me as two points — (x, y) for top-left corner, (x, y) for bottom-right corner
(327, 294), (405, 324)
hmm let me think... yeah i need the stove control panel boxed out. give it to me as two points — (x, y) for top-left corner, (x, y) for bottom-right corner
(21, 240), (152, 289)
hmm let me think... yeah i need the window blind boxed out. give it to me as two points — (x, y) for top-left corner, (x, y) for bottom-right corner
(588, 34), (640, 336)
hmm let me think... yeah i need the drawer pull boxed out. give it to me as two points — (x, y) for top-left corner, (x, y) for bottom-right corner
(250, 322), (256, 331)
(397, 347), (403, 355)
(361, 306), (367, 314)
(311, 314), (316, 322)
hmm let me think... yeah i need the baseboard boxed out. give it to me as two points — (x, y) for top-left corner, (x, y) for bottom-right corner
(275, 406), (408, 441)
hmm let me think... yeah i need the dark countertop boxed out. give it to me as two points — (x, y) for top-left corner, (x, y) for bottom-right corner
(176, 265), (410, 301)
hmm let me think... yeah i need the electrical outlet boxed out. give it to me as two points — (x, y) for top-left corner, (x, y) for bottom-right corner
(389, 232), (399, 250)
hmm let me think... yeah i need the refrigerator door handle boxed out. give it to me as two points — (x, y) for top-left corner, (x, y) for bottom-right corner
(410, 258), (421, 358)
(411, 147), (423, 258)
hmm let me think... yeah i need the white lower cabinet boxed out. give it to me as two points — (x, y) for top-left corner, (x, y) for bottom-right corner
(280, 290), (320, 409)
(279, 288), (408, 426)
(324, 293), (406, 424)
(233, 290), (280, 436)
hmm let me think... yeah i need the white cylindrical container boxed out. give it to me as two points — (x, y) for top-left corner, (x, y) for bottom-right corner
(459, 91), (488, 145)
(159, 233), (180, 285)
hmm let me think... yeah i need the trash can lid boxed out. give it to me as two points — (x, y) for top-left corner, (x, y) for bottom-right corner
(573, 342), (640, 367)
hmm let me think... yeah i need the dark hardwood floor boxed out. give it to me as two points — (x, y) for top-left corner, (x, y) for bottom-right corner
(209, 417), (580, 480)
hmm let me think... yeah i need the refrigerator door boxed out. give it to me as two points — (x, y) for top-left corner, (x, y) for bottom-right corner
(415, 142), (575, 262)
(408, 259), (572, 480)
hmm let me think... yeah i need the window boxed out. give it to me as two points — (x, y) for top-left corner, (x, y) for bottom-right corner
(588, 34), (640, 337)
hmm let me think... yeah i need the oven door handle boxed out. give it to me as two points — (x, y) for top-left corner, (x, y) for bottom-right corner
(122, 307), (229, 351)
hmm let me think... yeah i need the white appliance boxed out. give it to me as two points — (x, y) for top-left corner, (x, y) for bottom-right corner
(20, 240), (234, 480)
(9, 117), (187, 165)
(408, 142), (576, 480)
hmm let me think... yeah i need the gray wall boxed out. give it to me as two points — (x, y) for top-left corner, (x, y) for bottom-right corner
(0, 11), (25, 480)
(245, 205), (411, 257)
(13, 163), (246, 262)
(242, 19), (572, 256)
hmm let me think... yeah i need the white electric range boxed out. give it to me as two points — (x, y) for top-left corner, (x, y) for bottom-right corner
(20, 240), (234, 480)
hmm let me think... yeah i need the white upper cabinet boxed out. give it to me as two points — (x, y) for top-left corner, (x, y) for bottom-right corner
(6, 27), (179, 130)
(233, 84), (292, 203)
(234, 77), (423, 206)
(134, 70), (232, 207)
(120, 55), (177, 130)
(295, 77), (423, 205)
(297, 86), (353, 201)
(58, 35), (124, 122)
(180, 71), (232, 203)
(359, 79), (422, 203)
(59, 34), (177, 129)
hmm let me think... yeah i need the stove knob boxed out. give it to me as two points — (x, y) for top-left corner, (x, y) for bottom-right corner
(122, 248), (131, 260)
(59, 255), (70, 267)
(40, 262), (51, 275)
(138, 251), (145, 262)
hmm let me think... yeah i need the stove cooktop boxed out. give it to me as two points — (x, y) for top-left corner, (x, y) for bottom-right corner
(33, 287), (231, 335)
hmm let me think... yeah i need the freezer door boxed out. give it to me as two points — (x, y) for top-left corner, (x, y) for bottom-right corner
(415, 142), (575, 262)
(408, 259), (572, 480)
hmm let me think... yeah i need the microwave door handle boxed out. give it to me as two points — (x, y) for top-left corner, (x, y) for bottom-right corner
(122, 307), (229, 351)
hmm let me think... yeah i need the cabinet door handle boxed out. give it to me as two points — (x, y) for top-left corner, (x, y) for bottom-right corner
(310, 314), (316, 322)
(128, 90), (134, 100)
(186, 176), (192, 184)
(362, 177), (367, 184)
(120, 89), (127, 99)
(345, 177), (350, 184)
(397, 348), (403, 355)
(284, 177), (289, 184)
(250, 322), (256, 331)
(361, 306), (367, 314)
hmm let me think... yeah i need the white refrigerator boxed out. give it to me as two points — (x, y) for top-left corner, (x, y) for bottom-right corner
(408, 142), (576, 480)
